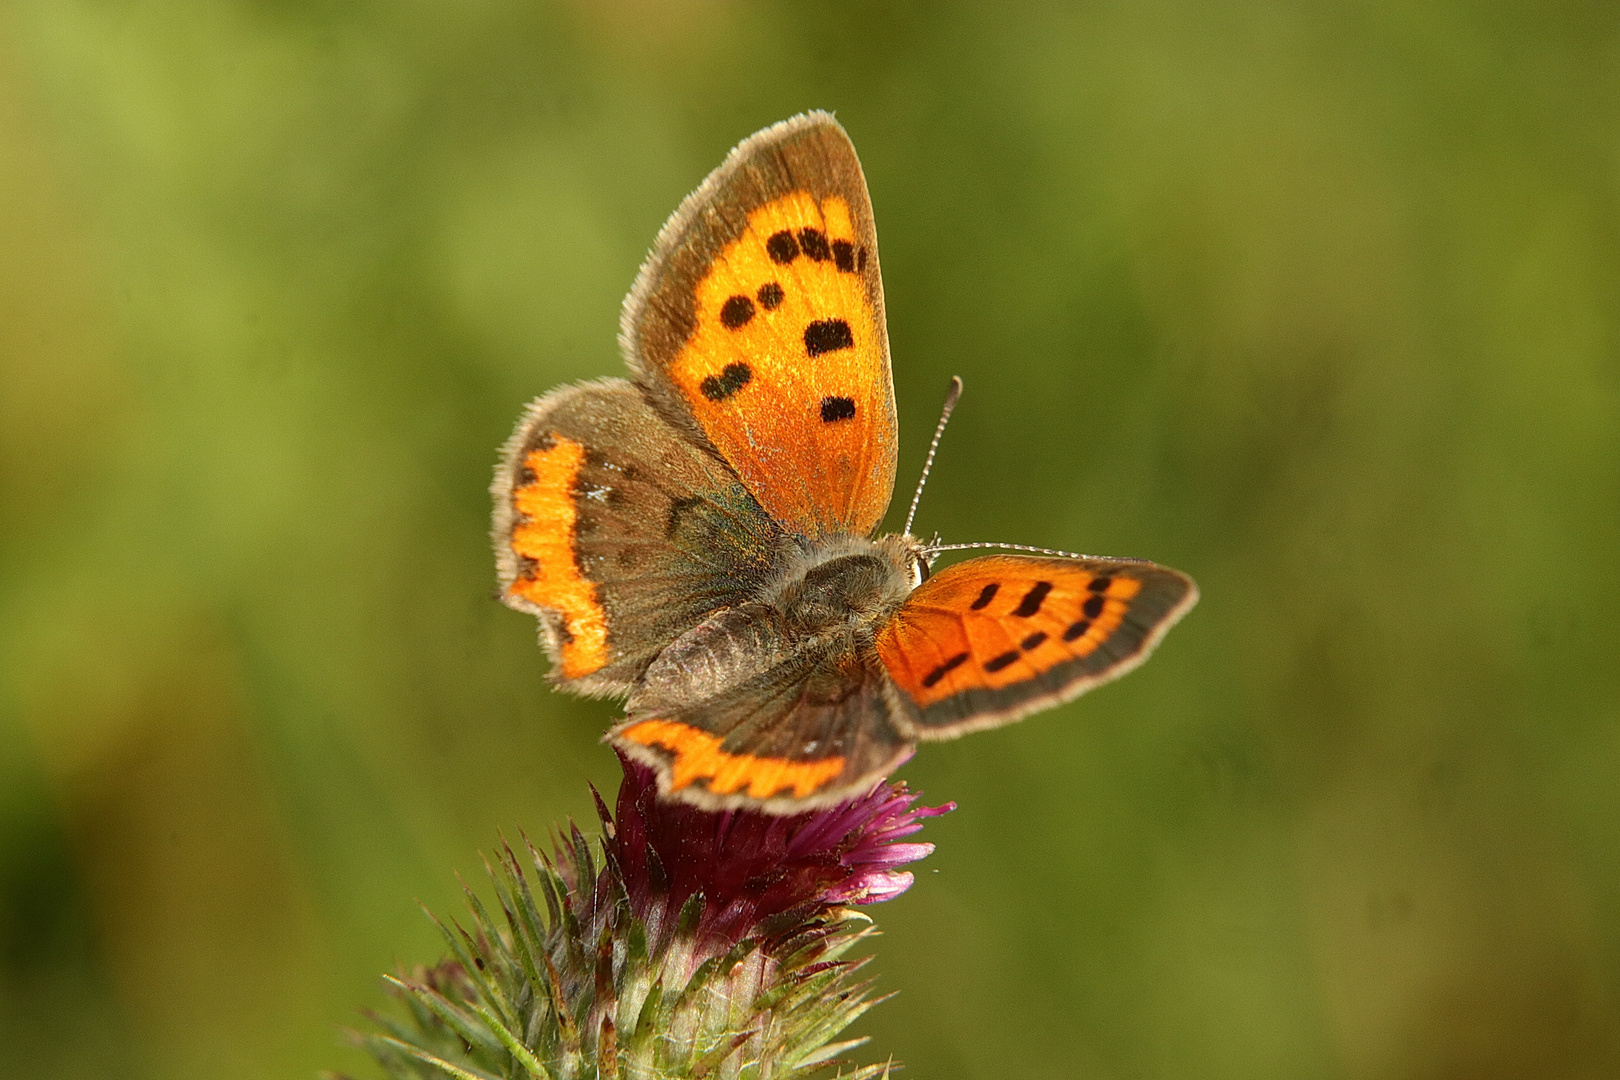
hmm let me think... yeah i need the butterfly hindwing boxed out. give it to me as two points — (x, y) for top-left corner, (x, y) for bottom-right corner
(492, 378), (785, 696)
(877, 555), (1198, 736)
(622, 111), (897, 540)
(610, 606), (915, 810)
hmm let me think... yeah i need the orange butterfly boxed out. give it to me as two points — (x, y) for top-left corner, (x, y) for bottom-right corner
(493, 113), (1197, 811)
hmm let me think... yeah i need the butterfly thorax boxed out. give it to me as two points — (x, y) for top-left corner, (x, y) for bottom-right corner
(762, 533), (925, 636)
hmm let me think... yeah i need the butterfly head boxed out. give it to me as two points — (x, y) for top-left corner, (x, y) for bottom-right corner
(895, 531), (933, 587)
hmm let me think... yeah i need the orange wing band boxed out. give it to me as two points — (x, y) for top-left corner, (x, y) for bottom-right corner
(506, 436), (609, 679)
(619, 718), (845, 799)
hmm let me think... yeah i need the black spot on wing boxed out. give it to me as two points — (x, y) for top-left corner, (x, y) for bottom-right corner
(700, 362), (752, 401)
(524, 430), (556, 455)
(832, 239), (856, 272)
(819, 396), (856, 423)
(1020, 631), (1047, 651)
(1063, 619), (1091, 642)
(970, 583), (999, 610)
(804, 319), (854, 357)
(766, 230), (799, 263)
(666, 496), (703, 538)
(1013, 581), (1053, 618)
(1082, 594), (1105, 619)
(1088, 576), (1113, 592)
(922, 652), (969, 688)
(984, 650), (1020, 673)
(757, 281), (784, 310)
(720, 294), (755, 329)
(798, 227), (831, 261)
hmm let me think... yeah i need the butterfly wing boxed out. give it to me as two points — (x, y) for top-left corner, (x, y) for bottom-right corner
(877, 555), (1198, 736)
(610, 607), (914, 810)
(492, 378), (785, 696)
(621, 111), (897, 540)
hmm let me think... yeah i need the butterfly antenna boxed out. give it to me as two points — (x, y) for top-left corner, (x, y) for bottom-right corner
(922, 540), (1155, 564)
(903, 376), (964, 537)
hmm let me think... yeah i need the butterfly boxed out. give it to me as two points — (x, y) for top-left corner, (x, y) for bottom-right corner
(492, 112), (1197, 811)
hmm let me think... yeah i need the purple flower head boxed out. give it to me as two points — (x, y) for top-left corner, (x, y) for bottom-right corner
(601, 751), (952, 949)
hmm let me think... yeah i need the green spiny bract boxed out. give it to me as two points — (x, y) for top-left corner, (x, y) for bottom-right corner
(341, 757), (946, 1080)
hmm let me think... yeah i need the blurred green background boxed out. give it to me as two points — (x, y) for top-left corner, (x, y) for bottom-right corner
(3, 2), (1618, 1078)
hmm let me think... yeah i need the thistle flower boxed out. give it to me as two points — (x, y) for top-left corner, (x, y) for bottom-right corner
(342, 753), (950, 1080)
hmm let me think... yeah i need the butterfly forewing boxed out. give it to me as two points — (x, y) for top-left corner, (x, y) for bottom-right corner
(622, 112), (897, 539)
(877, 555), (1198, 736)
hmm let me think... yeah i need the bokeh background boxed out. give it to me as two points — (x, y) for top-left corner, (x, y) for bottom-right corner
(4, 2), (1619, 1078)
